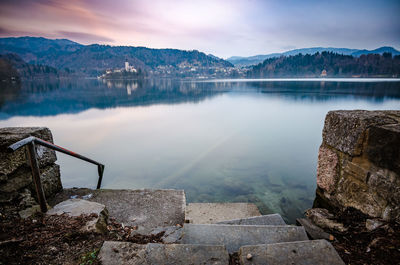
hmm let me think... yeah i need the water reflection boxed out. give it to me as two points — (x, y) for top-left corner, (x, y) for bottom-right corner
(1, 79), (400, 119)
(1, 78), (400, 223)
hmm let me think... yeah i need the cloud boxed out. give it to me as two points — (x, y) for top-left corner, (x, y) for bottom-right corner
(0, 0), (399, 57)
(58, 31), (114, 44)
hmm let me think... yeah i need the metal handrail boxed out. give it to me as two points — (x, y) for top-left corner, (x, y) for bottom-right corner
(8, 136), (105, 212)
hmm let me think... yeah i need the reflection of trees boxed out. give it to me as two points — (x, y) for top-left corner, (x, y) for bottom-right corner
(0, 79), (228, 117)
(0, 82), (21, 108)
(247, 81), (400, 101)
(1, 79), (399, 118)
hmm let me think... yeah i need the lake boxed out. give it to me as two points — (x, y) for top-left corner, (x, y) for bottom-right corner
(1, 78), (400, 223)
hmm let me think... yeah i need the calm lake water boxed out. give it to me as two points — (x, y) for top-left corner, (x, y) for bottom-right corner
(1, 78), (400, 223)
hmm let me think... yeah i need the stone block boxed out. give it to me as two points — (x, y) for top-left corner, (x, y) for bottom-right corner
(98, 242), (229, 265)
(180, 224), (308, 253)
(366, 123), (400, 174)
(38, 164), (62, 198)
(217, 214), (286, 226)
(47, 199), (108, 233)
(239, 240), (345, 265)
(322, 110), (398, 156)
(0, 127), (57, 175)
(0, 165), (32, 193)
(317, 146), (339, 193)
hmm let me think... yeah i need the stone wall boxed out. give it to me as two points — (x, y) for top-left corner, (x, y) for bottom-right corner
(315, 110), (400, 222)
(0, 127), (62, 217)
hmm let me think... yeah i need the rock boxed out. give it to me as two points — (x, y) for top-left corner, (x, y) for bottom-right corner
(366, 123), (400, 175)
(315, 110), (400, 222)
(296, 218), (331, 240)
(19, 205), (41, 218)
(322, 110), (398, 156)
(305, 208), (347, 233)
(47, 199), (108, 234)
(37, 164), (62, 198)
(0, 127), (57, 175)
(0, 166), (33, 193)
(185, 203), (261, 224)
(317, 146), (339, 194)
(246, 253), (252, 260)
(365, 219), (384, 231)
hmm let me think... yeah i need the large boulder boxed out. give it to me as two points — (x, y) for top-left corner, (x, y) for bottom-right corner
(316, 110), (400, 222)
(0, 127), (62, 217)
(0, 127), (57, 175)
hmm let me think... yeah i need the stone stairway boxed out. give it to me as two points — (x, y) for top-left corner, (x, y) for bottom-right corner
(50, 189), (344, 264)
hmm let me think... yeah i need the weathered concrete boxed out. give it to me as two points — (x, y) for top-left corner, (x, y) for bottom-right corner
(58, 189), (187, 233)
(99, 241), (229, 265)
(239, 240), (345, 265)
(150, 226), (183, 243)
(185, 203), (261, 224)
(217, 214), (286, 226)
(316, 110), (400, 222)
(180, 224), (308, 253)
(47, 199), (108, 233)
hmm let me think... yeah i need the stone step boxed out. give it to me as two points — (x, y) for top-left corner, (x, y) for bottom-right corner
(217, 213), (286, 226)
(179, 224), (308, 253)
(98, 241), (229, 265)
(50, 188), (186, 234)
(185, 203), (261, 224)
(239, 240), (345, 265)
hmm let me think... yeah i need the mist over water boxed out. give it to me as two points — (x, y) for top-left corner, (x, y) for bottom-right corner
(1, 78), (399, 223)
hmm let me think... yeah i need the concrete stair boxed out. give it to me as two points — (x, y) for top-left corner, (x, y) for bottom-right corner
(185, 203), (261, 224)
(217, 213), (286, 226)
(179, 224), (308, 253)
(239, 240), (345, 265)
(99, 241), (229, 265)
(93, 197), (344, 264)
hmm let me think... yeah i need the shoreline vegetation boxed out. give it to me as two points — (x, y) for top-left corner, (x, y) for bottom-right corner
(1, 37), (400, 82)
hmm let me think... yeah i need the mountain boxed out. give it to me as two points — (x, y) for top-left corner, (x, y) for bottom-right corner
(228, 46), (400, 66)
(247, 51), (400, 78)
(0, 53), (59, 79)
(0, 37), (233, 77)
(351, 46), (400, 57)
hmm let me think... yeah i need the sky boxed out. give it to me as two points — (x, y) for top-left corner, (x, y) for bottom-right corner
(0, 0), (399, 58)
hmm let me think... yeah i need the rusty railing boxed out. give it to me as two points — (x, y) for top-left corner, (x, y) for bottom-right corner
(8, 136), (105, 212)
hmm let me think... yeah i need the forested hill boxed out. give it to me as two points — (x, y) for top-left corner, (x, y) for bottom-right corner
(0, 37), (233, 77)
(247, 52), (400, 78)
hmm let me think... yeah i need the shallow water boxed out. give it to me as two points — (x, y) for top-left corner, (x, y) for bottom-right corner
(1, 78), (399, 223)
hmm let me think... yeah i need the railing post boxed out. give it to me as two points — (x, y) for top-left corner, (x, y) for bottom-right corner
(26, 142), (47, 213)
(96, 164), (104, 189)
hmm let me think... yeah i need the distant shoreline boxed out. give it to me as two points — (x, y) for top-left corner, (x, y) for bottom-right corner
(201, 77), (400, 83)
